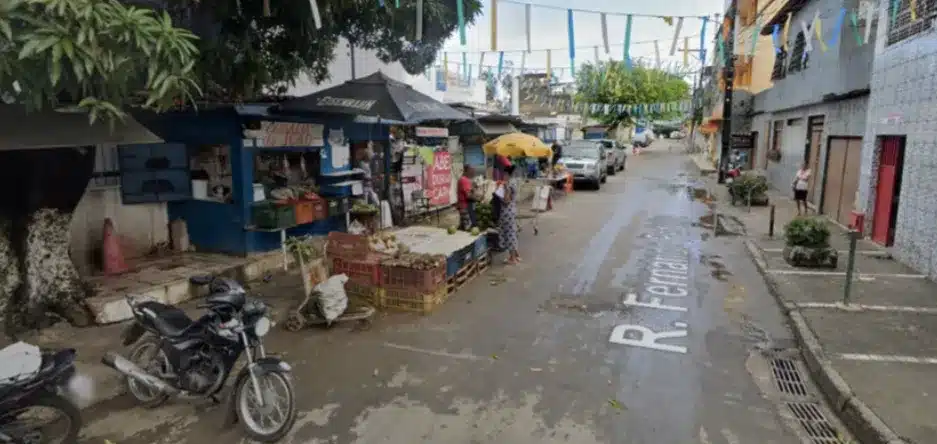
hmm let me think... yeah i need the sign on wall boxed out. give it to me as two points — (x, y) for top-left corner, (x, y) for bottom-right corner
(259, 122), (324, 147)
(425, 151), (452, 207)
(416, 127), (450, 138)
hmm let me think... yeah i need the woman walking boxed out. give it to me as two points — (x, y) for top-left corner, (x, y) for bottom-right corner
(498, 165), (522, 265)
(793, 162), (811, 216)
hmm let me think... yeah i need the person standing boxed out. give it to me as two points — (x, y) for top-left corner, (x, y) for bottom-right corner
(793, 162), (811, 216)
(457, 165), (477, 230)
(499, 164), (522, 265)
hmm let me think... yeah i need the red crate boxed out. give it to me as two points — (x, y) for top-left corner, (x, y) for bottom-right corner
(326, 232), (370, 260)
(380, 263), (446, 291)
(330, 256), (381, 285)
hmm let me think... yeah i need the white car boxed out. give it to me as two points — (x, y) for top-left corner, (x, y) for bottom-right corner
(632, 127), (656, 147)
(557, 141), (607, 190)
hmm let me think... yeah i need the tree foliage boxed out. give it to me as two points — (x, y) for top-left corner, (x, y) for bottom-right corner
(172, 0), (483, 100)
(0, 0), (202, 123)
(575, 61), (690, 125)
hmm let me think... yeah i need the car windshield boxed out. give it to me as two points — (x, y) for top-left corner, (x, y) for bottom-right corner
(565, 144), (600, 159)
(598, 140), (614, 149)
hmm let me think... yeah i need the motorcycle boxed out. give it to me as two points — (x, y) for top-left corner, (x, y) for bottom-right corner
(0, 342), (83, 443)
(102, 275), (297, 442)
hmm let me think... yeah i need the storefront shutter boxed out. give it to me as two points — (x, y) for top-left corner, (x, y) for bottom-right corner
(118, 143), (191, 204)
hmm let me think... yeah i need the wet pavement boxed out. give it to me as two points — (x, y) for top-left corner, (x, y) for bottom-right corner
(80, 142), (824, 443)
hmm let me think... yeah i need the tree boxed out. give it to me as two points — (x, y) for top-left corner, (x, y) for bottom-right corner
(0, 0), (202, 335)
(169, 0), (484, 100)
(574, 61), (690, 126)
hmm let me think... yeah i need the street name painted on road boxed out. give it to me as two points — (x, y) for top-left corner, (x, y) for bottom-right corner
(609, 223), (692, 354)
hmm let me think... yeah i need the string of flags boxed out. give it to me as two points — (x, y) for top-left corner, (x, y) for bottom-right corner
(513, 98), (694, 116)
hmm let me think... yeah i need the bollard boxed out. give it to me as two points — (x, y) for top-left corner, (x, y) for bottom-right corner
(843, 230), (860, 305)
(768, 204), (776, 238)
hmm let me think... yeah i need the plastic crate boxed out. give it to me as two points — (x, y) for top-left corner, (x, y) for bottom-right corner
(473, 235), (488, 258)
(252, 203), (295, 229)
(380, 263), (446, 291)
(330, 256), (381, 285)
(295, 201), (315, 225)
(327, 197), (350, 217)
(446, 243), (475, 277)
(381, 286), (448, 313)
(325, 232), (370, 260)
(344, 281), (384, 306)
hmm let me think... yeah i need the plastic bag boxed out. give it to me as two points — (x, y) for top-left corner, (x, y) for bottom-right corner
(314, 274), (349, 325)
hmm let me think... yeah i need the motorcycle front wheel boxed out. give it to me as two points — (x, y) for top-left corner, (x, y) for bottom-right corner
(0, 392), (81, 444)
(235, 370), (297, 442)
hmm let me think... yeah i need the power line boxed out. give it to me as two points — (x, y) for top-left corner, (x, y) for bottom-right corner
(444, 34), (703, 55)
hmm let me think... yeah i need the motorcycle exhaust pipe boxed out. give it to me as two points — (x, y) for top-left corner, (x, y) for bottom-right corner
(101, 351), (178, 395)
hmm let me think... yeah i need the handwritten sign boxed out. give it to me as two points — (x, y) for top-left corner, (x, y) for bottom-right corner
(425, 151), (452, 206)
(260, 122), (324, 148)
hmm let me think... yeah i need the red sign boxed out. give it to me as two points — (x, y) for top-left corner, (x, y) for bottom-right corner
(424, 151), (452, 206)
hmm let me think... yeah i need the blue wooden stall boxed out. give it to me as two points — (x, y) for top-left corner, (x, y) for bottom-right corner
(126, 106), (392, 256)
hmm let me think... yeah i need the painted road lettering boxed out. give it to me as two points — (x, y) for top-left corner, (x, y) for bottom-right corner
(609, 323), (688, 354)
(609, 225), (693, 353)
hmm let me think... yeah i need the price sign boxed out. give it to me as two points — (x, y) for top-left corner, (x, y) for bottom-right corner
(424, 151), (452, 206)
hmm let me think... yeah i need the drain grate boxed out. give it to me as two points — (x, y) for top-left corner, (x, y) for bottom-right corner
(786, 402), (846, 443)
(770, 358), (809, 397)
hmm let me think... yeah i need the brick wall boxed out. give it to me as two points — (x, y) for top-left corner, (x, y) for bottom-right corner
(858, 6), (937, 278)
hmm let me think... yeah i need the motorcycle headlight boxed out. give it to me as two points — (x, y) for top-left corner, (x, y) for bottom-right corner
(254, 317), (271, 337)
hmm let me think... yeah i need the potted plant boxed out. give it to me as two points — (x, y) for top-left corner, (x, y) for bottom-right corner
(783, 217), (838, 268)
(728, 172), (770, 206)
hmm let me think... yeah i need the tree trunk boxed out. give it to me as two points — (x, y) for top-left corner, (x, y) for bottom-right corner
(0, 147), (96, 336)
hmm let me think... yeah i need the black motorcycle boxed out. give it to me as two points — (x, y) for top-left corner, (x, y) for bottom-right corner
(102, 275), (297, 442)
(0, 343), (82, 443)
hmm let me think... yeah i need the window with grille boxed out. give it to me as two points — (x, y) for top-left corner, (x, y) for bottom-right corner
(888, 0), (937, 46)
(788, 32), (808, 72)
(771, 49), (787, 80)
(89, 144), (121, 188)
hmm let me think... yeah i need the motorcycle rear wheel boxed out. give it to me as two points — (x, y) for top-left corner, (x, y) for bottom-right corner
(235, 370), (297, 442)
(0, 392), (81, 444)
(126, 338), (171, 408)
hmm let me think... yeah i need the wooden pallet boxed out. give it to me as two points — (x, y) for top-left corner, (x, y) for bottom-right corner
(475, 253), (491, 273)
(446, 260), (478, 294)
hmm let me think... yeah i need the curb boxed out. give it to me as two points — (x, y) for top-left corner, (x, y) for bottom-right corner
(742, 239), (908, 444)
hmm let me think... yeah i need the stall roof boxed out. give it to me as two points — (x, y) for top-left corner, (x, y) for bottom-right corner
(476, 113), (524, 125)
(477, 121), (518, 135)
(0, 105), (161, 151)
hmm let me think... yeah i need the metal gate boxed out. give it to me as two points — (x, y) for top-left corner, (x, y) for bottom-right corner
(871, 136), (904, 246)
(820, 137), (862, 226)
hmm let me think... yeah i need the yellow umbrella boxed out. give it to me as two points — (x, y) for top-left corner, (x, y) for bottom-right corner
(483, 132), (552, 158)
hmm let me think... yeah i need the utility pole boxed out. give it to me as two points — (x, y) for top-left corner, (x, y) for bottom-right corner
(349, 40), (357, 79)
(718, 2), (736, 184)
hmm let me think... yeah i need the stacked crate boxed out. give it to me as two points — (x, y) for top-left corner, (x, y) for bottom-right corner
(325, 232), (383, 306)
(378, 261), (448, 314)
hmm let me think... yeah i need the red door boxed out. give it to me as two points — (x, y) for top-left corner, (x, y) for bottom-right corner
(871, 137), (902, 245)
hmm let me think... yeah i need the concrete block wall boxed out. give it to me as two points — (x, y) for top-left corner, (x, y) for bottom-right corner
(857, 6), (937, 279)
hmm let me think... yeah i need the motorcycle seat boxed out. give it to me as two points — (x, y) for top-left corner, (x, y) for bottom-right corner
(134, 301), (195, 337)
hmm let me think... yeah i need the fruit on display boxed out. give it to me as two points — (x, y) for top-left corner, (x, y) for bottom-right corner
(382, 253), (446, 270)
(447, 226), (457, 235)
(474, 202), (494, 230)
(351, 201), (379, 215)
(470, 227), (480, 236)
(369, 232), (408, 256)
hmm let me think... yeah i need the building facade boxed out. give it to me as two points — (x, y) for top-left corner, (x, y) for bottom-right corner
(856, 1), (937, 278)
(751, 0), (875, 227)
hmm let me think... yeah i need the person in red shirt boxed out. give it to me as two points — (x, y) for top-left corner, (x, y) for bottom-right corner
(457, 165), (477, 230)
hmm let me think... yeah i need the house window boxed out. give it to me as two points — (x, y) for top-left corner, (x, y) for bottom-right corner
(771, 48), (787, 80)
(788, 32), (808, 72)
(734, 56), (753, 88)
(888, 0), (937, 46)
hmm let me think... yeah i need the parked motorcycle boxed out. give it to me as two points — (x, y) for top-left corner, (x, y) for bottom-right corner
(103, 275), (297, 442)
(0, 342), (83, 443)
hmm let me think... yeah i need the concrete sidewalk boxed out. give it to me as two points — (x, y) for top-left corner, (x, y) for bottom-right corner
(694, 161), (937, 444)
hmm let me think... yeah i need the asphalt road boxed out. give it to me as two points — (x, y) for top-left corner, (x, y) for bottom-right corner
(81, 141), (815, 444)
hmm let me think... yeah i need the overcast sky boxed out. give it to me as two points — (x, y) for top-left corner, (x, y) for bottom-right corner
(439, 0), (725, 81)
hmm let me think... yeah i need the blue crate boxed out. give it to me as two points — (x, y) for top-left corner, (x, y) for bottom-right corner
(446, 244), (475, 277)
(473, 235), (488, 258)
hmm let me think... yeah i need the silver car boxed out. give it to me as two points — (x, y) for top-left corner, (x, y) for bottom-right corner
(558, 141), (607, 190)
(597, 139), (626, 175)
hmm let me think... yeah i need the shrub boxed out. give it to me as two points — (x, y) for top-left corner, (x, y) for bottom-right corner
(729, 172), (769, 198)
(784, 217), (831, 248)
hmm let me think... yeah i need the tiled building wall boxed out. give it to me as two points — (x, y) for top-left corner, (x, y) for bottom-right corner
(858, 7), (937, 279)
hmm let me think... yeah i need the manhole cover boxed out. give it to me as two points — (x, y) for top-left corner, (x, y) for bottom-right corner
(785, 402), (847, 443)
(770, 358), (809, 397)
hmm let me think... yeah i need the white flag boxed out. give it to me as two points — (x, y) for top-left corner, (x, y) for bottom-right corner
(525, 4), (532, 52)
(600, 13), (610, 54)
(669, 17), (683, 56)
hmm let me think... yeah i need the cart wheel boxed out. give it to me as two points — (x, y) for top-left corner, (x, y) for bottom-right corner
(284, 312), (306, 332)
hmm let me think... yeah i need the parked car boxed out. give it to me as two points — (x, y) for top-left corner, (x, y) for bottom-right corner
(557, 140), (607, 190)
(596, 139), (626, 174)
(632, 126), (655, 147)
